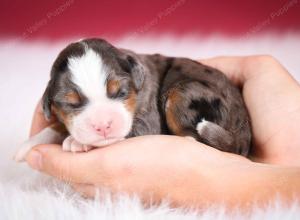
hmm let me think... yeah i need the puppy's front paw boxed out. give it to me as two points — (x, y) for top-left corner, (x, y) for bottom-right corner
(62, 136), (92, 152)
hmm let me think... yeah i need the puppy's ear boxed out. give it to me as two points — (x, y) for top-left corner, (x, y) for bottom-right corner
(127, 56), (145, 90)
(42, 79), (54, 121)
(119, 54), (145, 90)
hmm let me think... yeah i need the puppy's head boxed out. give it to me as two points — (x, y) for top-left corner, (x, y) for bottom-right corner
(42, 38), (145, 146)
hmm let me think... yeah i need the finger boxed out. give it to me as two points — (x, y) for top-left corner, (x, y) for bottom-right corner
(30, 100), (56, 137)
(25, 144), (102, 184)
(199, 56), (248, 87)
(71, 183), (97, 198)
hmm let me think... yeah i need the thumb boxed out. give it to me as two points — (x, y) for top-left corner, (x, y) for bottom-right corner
(30, 100), (56, 137)
(26, 144), (100, 184)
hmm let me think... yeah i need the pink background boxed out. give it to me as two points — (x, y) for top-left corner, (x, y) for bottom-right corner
(1, 0), (300, 41)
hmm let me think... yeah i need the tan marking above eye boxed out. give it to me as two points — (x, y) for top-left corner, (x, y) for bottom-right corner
(107, 80), (120, 96)
(65, 91), (80, 104)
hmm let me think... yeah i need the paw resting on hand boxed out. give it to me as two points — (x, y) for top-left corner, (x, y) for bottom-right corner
(62, 136), (92, 152)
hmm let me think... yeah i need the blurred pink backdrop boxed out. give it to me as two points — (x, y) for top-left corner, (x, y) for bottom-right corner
(1, 0), (299, 41)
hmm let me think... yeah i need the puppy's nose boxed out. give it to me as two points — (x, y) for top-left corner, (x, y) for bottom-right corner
(92, 120), (112, 138)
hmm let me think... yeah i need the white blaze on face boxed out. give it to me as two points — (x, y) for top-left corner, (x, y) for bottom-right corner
(67, 48), (133, 146)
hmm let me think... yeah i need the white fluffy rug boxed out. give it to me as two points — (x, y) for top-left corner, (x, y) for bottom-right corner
(1, 33), (300, 219)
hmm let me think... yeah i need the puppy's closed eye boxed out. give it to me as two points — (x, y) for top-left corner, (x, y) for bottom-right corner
(107, 80), (129, 99)
(115, 88), (129, 99)
(64, 91), (82, 107)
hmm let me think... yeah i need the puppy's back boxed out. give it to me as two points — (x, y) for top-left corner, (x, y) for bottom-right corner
(155, 56), (251, 156)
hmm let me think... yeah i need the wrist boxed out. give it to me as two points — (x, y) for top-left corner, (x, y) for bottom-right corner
(213, 162), (300, 208)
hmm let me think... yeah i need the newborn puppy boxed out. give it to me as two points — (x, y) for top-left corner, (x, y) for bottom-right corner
(14, 38), (251, 161)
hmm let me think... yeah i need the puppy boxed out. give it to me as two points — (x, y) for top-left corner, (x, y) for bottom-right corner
(14, 38), (251, 161)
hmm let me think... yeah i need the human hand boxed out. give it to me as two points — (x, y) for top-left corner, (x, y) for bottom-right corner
(201, 55), (300, 165)
(25, 55), (300, 208)
(26, 134), (254, 207)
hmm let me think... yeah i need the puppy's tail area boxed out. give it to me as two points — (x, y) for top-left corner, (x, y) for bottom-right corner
(196, 119), (238, 154)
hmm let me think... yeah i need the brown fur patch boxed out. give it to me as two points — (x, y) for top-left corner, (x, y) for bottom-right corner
(124, 90), (137, 114)
(165, 89), (184, 135)
(107, 80), (120, 96)
(52, 106), (71, 127)
(65, 91), (80, 104)
(50, 122), (68, 135)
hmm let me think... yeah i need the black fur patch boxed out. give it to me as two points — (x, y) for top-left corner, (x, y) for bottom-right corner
(189, 98), (222, 124)
(198, 80), (210, 88)
(204, 68), (213, 74)
(117, 55), (136, 73)
(51, 42), (85, 76)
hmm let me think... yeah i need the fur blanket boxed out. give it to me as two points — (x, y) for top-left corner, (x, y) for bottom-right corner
(1, 34), (300, 219)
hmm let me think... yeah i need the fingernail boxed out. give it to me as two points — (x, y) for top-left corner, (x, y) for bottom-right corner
(27, 150), (42, 170)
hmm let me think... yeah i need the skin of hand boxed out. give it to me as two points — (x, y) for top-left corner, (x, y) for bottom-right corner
(201, 55), (300, 165)
(25, 55), (300, 209)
